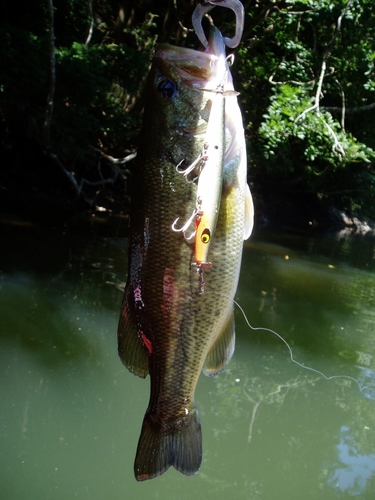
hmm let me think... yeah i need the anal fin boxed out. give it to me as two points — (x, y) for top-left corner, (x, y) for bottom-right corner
(203, 310), (235, 376)
(117, 286), (149, 378)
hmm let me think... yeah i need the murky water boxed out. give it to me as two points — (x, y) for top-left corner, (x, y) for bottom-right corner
(1, 220), (374, 499)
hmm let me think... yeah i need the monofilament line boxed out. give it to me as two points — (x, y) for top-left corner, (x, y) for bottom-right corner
(232, 299), (370, 394)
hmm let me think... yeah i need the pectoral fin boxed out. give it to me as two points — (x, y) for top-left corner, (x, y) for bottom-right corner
(203, 311), (235, 376)
(118, 287), (149, 378)
(244, 183), (254, 240)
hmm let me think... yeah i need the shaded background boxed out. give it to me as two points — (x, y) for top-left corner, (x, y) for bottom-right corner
(1, 0), (375, 229)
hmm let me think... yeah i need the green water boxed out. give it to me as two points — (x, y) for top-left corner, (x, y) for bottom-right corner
(1, 221), (374, 499)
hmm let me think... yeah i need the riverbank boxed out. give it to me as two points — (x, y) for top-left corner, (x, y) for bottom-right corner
(252, 187), (375, 236)
(1, 167), (374, 238)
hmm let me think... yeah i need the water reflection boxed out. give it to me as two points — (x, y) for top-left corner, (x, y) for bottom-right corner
(240, 235), (375, 388)
(0, 273), (103, 369)
(328, 426), (375, 496)
(1, 222), (375, 499)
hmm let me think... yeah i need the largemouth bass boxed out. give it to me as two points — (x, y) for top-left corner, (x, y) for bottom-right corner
(118, 27), (253, 481)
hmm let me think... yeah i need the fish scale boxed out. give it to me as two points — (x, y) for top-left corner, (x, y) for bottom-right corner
(118, 25), (253, 481)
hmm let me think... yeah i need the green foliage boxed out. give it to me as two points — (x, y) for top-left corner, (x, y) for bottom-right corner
(0, 0), (157, 181)
(240, 0), (375, 218)
(1, 0), (375, 220)
(259, 84), (375, 172)
(52, 41), (151, 165)
(0, 24), (49, 142)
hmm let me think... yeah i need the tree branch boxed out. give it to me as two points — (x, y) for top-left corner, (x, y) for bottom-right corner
(322, 102), (375, 114)
(324, 119), (345, 157)
(90, 148), (137, 165)
(269, 72), (315, 86)
(50, 149), (136, 199)
(85, 0), (95, 46)
(43, 0), (136, 199)
(44, 0), (56, 150)
(247, 398), (262, 444)
(314, 59), (326, 116)
(293, 0), (355, 158)
(335, 79), (346, 130)
(50, 153), (81, 195)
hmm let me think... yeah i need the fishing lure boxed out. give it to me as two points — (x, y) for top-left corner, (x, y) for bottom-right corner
(193, 90), (225, 266)
(172, 88), (225, 292)
(172, 0), (246, 293)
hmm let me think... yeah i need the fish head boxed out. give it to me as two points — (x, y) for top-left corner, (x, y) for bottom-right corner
(145, 27), (235, 146)
(155, 26), (234, 91)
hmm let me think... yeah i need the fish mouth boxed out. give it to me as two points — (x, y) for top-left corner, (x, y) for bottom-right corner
(155, 27), (233, 93)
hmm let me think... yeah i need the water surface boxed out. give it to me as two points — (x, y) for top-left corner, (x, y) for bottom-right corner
(1, 221), (374, 499)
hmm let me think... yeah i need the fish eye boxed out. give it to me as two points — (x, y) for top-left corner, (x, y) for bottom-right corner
(201, 228), (211, 244)
(157, 79), (177, 99)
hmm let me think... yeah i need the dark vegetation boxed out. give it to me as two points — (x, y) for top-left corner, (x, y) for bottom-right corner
(1, 0), (375, 231)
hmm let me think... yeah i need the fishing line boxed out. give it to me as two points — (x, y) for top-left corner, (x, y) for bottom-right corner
(207, 290), (370, 393)
(231, 298), (370, 394)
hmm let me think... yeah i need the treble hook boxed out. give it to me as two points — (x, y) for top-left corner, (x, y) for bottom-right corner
(192, 0), (245, 49)
(175, 153), (205, 183)
(171, 208), (199, 241)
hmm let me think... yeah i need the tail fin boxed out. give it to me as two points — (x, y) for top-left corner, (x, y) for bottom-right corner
(134, 408), (202, 481)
